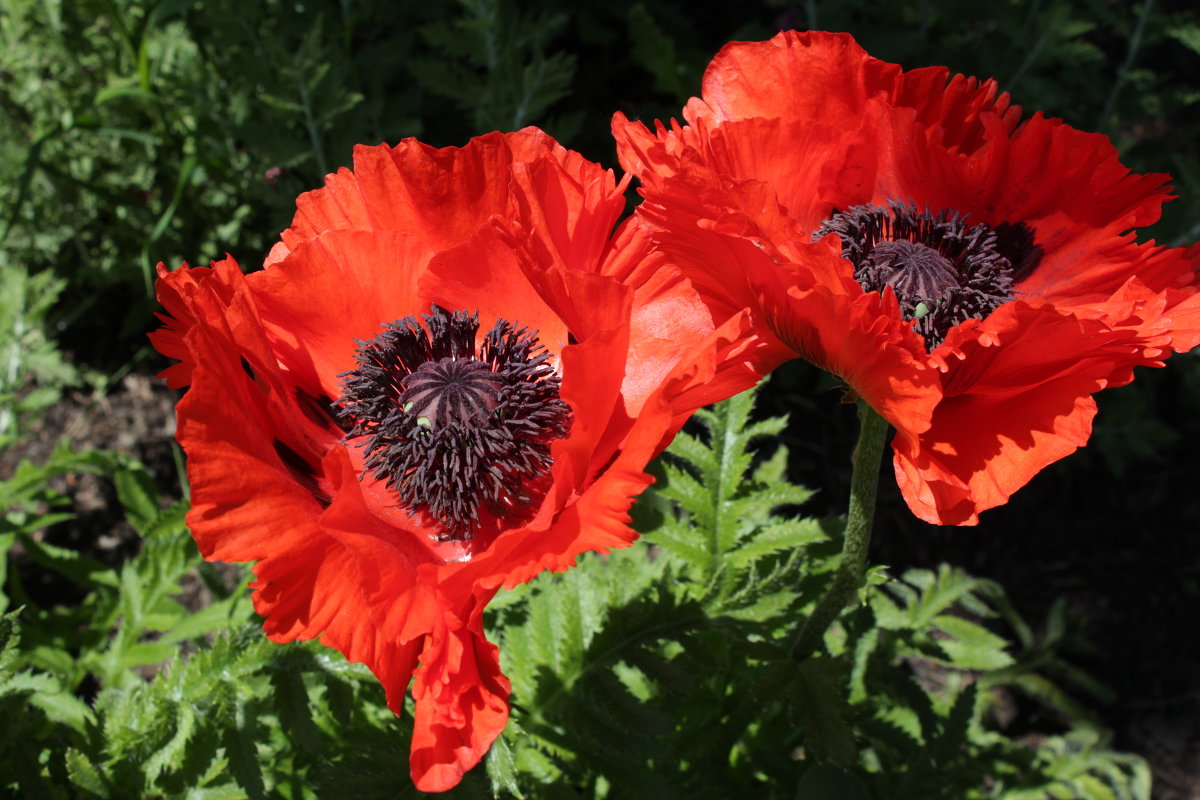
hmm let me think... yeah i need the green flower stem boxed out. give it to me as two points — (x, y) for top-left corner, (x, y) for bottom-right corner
(792, 399), (890, 660)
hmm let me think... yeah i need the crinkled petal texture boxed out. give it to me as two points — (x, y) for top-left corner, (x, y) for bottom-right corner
(613, 29), (1200, 525)
(152, 129), (777, 792)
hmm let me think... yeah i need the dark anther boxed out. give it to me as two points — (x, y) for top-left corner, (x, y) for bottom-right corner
(816, 201), (1036, 349)
(338, 305), (572, 541)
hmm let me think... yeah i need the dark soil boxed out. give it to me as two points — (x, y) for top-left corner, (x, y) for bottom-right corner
(1, 373), (182, 606)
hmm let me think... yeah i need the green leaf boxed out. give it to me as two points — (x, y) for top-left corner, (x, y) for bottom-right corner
(93, 84), (158, 107)
(626, 4), (690, 101)
(931, 683), (976, 764)
(159, 590), (250, 645)
(796, 764), (872, 800)
(117, 640), (180, 671)
(650, 517), (713, 568)
(65, 748), (111, 798)
(719, 588), (798, 622)
(14, 532), (120, 589)
(727, 519), (826, 568)
(223, 702), (266, 800)
(0, 608), (19, 667)
(485, 730), (524, 799)
(5, 671), (96, 731)
(142, 703), (197, 784)
(791, 657), (858, 767)
(270, 667), (322, 756)
(931, 615), (1015, 670)
(655, 379), (820, 609)
(112, 464), (161, 536)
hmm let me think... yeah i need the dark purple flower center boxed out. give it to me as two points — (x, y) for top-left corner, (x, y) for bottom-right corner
(816, 201), (1041, 349)
(400, 358), (504, 428)
(339, 305), (572, 541)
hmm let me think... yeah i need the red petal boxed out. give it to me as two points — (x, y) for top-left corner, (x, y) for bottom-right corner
(271, 129), (582, 263)
(763, 281), (939, 438)
(408, 602), (510, 792)
(156, 262), (431, 705)
(508, 143), (629, 276)
(250, 230), (434, 398)
(694, 31), (903, 129)
(895, 301), (1145, 524)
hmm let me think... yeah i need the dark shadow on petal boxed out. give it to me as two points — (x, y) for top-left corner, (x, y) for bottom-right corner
(274, 439), (333, 508)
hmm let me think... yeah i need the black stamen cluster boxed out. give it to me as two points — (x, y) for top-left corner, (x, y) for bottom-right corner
(339, 306), (571, 540)
(816, 201), (1037, 350)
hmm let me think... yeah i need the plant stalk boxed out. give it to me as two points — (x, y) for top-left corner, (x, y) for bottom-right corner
(791, 399), (890, 660)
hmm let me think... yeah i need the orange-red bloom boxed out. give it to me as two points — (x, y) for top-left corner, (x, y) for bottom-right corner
(614, 30), (1200, 525)
(151, 129), (773, 790)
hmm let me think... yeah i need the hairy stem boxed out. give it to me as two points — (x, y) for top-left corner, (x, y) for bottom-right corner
(792, 399), (890, 660)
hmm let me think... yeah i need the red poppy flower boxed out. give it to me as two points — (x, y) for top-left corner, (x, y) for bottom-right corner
(151, 129), (776, 791)
(613, 30), (1200, 525)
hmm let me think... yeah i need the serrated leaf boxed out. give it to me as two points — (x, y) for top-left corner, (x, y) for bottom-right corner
(1009, 673), (1099, 727)
(650, 520), (712, 569)
(662, 430), (713, 474)
(485, 730), (524, 799)
(143, 702), (196, 784)
(270, 668), (321, 755)
(874, 704), (924, 750)
(791, 657), (858, 767)
(223, 702), (265, 800)
(931, 615), (1014, 670)
(858, 564), (891, 605)
(118, 640), (180, 671)
(14, 532), (120, 589)
(0, 608), (19, 666)
(25, 680), (95, 731)
(727, 519), (826, 567)
(112, 465), (160, 535)
(65, 748), (111, 798)
(727, 482), (814, 519)
(721, 588), (798, 622)
(869, 583), (908, 629)
(750, 443), (789, 485)
(906, 567), (992, 629)
(140, 502), (189, 541)
(932, 683), (977, 763)
(847, 627), (879, 705)
(159, 591), (250, 645)
(741, 414), (788, 442)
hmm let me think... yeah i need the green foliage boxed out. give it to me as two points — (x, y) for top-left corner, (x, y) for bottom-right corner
(0, 265), (78, 448)
(480, 384), (1149, 799)
(0, 0), (586, 362)
(0, 390), (1159, 798)
(410, 0), (578, 136)
(2, 0), (1196, 378)
(0, 439), (451, 798)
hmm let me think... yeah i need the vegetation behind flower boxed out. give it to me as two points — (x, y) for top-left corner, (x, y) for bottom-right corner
(2, 0), (1198, 797)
